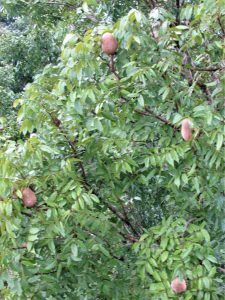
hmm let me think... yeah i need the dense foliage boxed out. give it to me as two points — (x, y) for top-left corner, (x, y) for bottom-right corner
(0, 0), (224, 299)
(0, 11), (60, 141)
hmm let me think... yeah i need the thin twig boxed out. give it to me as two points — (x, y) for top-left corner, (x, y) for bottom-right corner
(181, 53), (216, 106)
(197, 83), (213, 105)
(118, 229), (138, 243)
(21, 211), (33, 217)
(135, 107), (176, 130)
(145, 0), (156, 9)
(42, 105), (88, 186)
(181, 218), (196, 238)
(109, 55), (120, 80)
(191, 66), (225, 72)
(84, 229), (125, 261)
(68, 140), (88, 185)
(35, 270), (57, 276)
(217, 16), (225, 38)
(46, 105), (139, 238)
(117, 197), (142, 234)
(106, 202), (139, 236)
(218, 267), (225, 274)
(176, 0), (180, 25)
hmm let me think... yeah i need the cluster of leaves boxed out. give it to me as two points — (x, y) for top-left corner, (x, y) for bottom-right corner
(135, 218), (220, 299)
(0, 0), (224, 299)
(0, 22), (59, 92)
(0, 11), (61, 141)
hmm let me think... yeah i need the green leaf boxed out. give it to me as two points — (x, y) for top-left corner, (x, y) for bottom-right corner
(94, 118), (103, 131)
(203, 260), (212, 271)
(29, 228), (40, 234)
(20, 119), (33, 134)
(91, 194), (100, 203)
(71, 244), (78, 259)
(82, 1), (89, 13)
(145, 262), (154, 275)
(138, 95), (144, 107)
(149, 258), (158, 268)
(152, 271), (161, 282)
(48, 240), (56, 254)
(161, 251), (169, 262)
(201, 229), (210, 242)
(202, 277), (210, 289)
(206, 256), (217, 264)
(174, 176), (181, 188)
(216, 133), (223, 151)
(204, 292), (211, 300)
(78, 197), (85, 209)
(176, 25), (189, 30)
(28, 235), (38, 242)
(166, 153), (174, 167)
(149, 282), (165, 292)
(82, 193), (93, 207)
(160, 237), (168, 250)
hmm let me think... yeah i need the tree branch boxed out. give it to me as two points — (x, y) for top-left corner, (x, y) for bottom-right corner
(100, 54), (120, 80)
(175, 0), (180, 25)
(84, 229), (125, 261)
(109, 54), (120, 80)
(43, 107), (88, 186)
(197, 83), (213, 105)
(44, 106), (139, 238)
(106, 202), (139, 237)
(117, 197), (143, 234)
(145, 0), (156, 9)
(21, 211), (33, 217)
(181, 53), (218, 106)
(68, 140), (88, 185)
(218, 267), (225, 274)
(191, 66), (225, 72)
(135, 107), (176, 130)
(35, 270), (57, 276)
(217, 16), (225, 38)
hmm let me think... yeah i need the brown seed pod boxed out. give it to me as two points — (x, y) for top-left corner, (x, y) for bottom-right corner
(101, 32), (118, 55)
(181, 118), (192, 141)
(22, 187), (37, 208)
(171, 277), (187, 294)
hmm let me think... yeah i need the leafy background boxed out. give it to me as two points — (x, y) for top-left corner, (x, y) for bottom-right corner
(0, 0), (224, 299)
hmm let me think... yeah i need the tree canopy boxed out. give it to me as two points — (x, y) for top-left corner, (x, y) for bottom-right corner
(0, 0), (224, 299)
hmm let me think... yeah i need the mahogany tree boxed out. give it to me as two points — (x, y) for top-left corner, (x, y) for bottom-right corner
(0, 0), (224, 299)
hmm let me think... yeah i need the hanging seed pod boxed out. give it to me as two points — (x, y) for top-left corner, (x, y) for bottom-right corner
(171, 277), (187, 294)
(181, 118), (192, 141)
(22, 187), (37, 208)
(101, 32), (118, 55)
